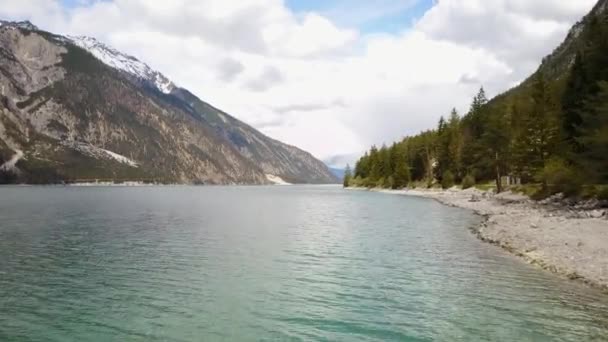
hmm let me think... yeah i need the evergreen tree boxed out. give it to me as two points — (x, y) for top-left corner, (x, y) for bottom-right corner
(354, 152), (370, 179)
(462, 88), (489, 179)
(392, 143), (410, 188)
(435, 116), (450, 180)
(447, 109), (463, 178)
(468, 87), (488, 138)
(343, 164), (352, 188)
(523, 74), (560, 182)
(481, 104), (512, 192)
(379, 145), (392, 180)
(562, 52), (588, 146)
(577, 81), (608, 182)
(368, 145), (381, 183)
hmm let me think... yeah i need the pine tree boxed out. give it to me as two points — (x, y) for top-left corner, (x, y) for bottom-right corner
(481, 104), (512, 192)
(354, 152), (370, 179)
(577, 81), (608, 182)
(435, 116), (449, 180)
(420, 131), (436, 184)
(379, 145), (392, 180)
(368, 145), (381, 183)
(523, 74), (560, 181)
(462, 87), (489, 178)
(343, 164), (352, 188)
(447, 109), (463, 178)
(392, 143), (410, 188)
(561, 13), (608, 153)
(562, 52), (588, 146)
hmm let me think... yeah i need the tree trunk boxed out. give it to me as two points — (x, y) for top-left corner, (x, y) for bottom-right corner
(495, 152), (502, 193)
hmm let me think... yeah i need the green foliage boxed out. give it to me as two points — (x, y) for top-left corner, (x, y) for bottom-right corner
(576, 81), (608, 183)
(349, 9), (608, 199)
(61, 43), (108, 75)
(596, 186), (608, 201)
(462, 174), (476, 190)
(435, 109), (464, 181)
(343, 164), (352, 188)
(537, 158), (582, 196)
(512, 184), (542, 197)
(441, 170), (455, 189)
(474, 182), (496, 192)
(562, 52), (587, 145)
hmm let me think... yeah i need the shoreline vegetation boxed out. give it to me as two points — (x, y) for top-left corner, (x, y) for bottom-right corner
(348, 185), (608, 293)
(342, 6), (608, 204)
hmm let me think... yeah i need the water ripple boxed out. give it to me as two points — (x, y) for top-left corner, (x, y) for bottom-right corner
(0, 186), (607, 341)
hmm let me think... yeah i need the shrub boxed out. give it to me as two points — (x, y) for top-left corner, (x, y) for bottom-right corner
(596, 186), (608, 201)
(441, 170), (455, 189)
(462, 174), (476, 189)
(537, 158), (583, 197)
(350, 176), (363, 187)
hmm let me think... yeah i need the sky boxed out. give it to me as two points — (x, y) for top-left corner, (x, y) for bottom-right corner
(0, 0), (599, 167)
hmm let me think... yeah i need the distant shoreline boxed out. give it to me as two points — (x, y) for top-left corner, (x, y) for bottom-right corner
(347, 186), (608, 294)
(0, 182), (342, 187)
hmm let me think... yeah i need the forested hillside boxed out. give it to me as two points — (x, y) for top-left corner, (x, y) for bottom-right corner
(346, 0), (608, 198)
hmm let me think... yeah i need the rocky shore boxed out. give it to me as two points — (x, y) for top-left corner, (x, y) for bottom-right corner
(360, 187), (608, 293)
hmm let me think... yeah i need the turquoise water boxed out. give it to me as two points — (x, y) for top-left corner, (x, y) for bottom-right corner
(0, 186), (607, 341)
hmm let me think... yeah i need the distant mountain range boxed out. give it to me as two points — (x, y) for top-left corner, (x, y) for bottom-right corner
(0, 21), (337, 184)
(328, 167), (345, 181)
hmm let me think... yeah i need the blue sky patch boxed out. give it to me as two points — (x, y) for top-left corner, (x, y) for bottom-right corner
(285, 0), (433, 33)
(59, 0), (434, 34)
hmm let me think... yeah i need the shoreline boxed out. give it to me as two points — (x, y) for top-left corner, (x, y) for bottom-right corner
(350, 187), (608, 293)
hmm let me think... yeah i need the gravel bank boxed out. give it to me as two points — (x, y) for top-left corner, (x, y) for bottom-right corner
(357, 187), (608, 293)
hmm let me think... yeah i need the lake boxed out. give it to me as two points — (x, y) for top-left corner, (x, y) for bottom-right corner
(0, 185), (607, 341)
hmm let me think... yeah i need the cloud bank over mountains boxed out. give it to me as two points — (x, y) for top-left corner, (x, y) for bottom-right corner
(0, 0), (597, 166)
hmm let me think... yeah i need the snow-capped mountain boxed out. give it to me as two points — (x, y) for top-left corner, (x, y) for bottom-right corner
(68, 35), (175, 94)
(0, 20), (338, 184)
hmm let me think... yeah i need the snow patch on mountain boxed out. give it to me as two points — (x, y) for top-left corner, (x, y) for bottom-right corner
(0, 149), (23, 171)
(266, 174), (291, 185)
(68, 36), (175, 94)
(102, 149), (139, 167)
(63, 141), (139, 167)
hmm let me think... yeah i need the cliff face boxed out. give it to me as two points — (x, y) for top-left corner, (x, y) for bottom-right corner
(537, 0), (608, 80)
(487, 0), (608, 117)
(0, 22), (337, 184)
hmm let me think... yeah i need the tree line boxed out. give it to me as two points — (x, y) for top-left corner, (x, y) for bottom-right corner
(345, 12), (608, 198)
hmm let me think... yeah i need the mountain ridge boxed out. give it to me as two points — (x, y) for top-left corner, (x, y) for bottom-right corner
(0, 21), (338, 184)
(68, 35), (176, 94)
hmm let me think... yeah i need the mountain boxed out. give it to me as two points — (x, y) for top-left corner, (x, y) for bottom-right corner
(0, 21), (337, 184)
(69, 36), (176, 94)
(328, 167), (345, 181)
(490, 0), (608, 102)
(539, 0), (608, 79)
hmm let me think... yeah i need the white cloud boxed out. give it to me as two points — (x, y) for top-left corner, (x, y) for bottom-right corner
(0, 0), (597, 167)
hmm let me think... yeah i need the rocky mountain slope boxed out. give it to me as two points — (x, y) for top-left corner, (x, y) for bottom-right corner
(540, 0), (608, 79)
(490, 0), (608, 104)
(0, 21), (337, 184)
